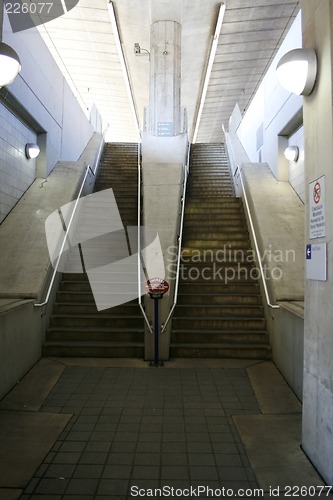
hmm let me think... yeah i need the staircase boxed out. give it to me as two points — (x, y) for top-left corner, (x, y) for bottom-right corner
(43, 143), (145, 358)
(170, 143), (271, 359)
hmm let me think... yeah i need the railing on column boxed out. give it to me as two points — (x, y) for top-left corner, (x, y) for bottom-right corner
(137, 141), (153, 333)
(161, 143), (191, 333)
(34, 133), (107, 309)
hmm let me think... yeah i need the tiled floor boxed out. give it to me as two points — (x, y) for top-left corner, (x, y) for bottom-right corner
(19, 365), (261, 499)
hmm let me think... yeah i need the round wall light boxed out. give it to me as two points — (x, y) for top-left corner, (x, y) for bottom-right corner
(284, 146), (299, 162)
(276, 48), (317, 96)
(25, 143), (40, 159)
(0, 42), (21, 87)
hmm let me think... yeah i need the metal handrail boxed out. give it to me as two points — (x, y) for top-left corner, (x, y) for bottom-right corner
(137, 141), (153, 333)
(161, 143), (191, 333)
(236, 166), (280, 310)
(34, 134), (106, 308)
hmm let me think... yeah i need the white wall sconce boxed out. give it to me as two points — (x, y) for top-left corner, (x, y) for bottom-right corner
(25, 143), (40, 159)
(284, 145), (299, 162)
(0, 42), (21, 87)
(276, 48), (317, 96)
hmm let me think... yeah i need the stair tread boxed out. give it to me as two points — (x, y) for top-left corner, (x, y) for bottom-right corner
(47, 326), (144, 332)
(45, 340), (144, 346)
(172, 328), (268, 336)
(50, 313), (143, 319)
(170, 342), (270, 348)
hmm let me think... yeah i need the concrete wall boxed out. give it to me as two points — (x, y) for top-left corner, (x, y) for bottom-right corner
(301, 0), (333, 486)
(236, 13), (303, 181)
(0, 300), (41, 399)
(2, 11), (95, 178)
(271, 303), (304, 401)
(0, 103), (37, 222)
(242, 164), (305, 303)
(0, 135), (102, 399)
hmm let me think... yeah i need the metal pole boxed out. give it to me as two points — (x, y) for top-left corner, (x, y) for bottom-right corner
(154, 298), (159, 367)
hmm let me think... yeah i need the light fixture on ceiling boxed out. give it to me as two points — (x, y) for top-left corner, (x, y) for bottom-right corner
(192, 2), (226, 143)
(276, 48), (317, 96)
(284, 145), (299, 162)
(25, 143), (40, 159)
(0, 42), (21, 87)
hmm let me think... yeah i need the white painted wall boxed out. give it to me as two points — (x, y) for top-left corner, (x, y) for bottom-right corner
(2, 11), (95, 178)
(236, 12), (303, 181)
(0, 104), (37, 222)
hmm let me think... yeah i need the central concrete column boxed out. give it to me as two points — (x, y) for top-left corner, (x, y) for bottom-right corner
(149, 20), (181, 136)
(301, 0), (333, 486)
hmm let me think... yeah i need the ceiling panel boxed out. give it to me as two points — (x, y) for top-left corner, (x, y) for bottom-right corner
(37, 0), (300, 144)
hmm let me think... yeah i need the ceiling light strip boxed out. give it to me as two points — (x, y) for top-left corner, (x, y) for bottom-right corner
(192, 2), (226, 144)
(108, 1), (141, 139)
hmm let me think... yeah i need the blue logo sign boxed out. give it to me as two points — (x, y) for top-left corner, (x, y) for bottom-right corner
(306, 244), (312, 260)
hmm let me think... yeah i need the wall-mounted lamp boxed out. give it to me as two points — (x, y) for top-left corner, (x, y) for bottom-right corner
(284, 145), (299, 162)
(0, 42), (21, 87)
(276, 48), (317, 96)
(134, 43), (150, 58)
(25, 143), (40, 159)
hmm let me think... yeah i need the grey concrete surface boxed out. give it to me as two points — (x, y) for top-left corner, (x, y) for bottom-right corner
(0, 411), (71, 489)
(0, 357), (329, 499)
(0, 358), (65, 412)
(233, 414), (324, 491)
(247, 361), (302, 415)
(241, 164), (305, 303)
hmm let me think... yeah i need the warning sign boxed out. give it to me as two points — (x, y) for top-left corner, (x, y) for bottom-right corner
(309, 176), (326, 240)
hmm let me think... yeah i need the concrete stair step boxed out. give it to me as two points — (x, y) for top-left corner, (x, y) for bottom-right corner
(174, 304), (264, 317)
(178, 282), (260, 294)
(171, 330), (269, 344)
(50, 314), (144, 328)
(46, 326), (143, 342)
(182, 240), (251, 250)
(172, 317), (266, 330)
(169, 343), (271, 360)
(53, 302), (141, 314)
(177, 293), (262, 305)
(183, 230), (249, 239)
(178, 259), (256, 268)
(43, 341), (144, 358)
(186, 197), (240, 205)
(185, 205), (244, 217)
(59, 281), (139, 293)
(184, 222), (246, 231)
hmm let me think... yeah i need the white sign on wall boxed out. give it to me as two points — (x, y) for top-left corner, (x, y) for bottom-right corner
(306, 243), (327, 281)
(309, 175), (326, 239)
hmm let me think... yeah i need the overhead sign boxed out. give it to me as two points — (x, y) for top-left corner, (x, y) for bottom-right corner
(306, 243), (327, 281)
(309, 176), (326, 239)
